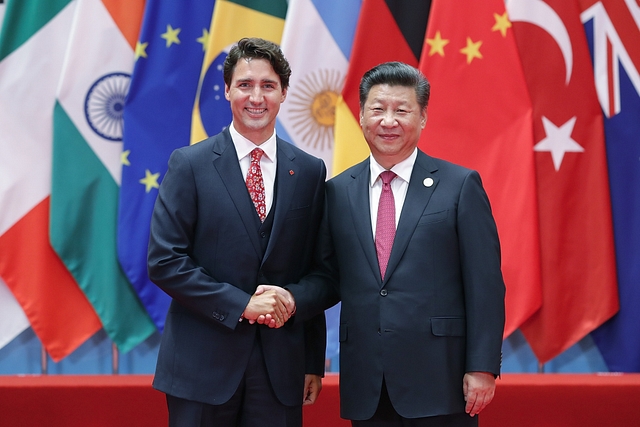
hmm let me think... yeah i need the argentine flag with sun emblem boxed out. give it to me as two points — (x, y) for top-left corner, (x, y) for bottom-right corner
(278, 0), (360, 176)
(50, 0), (156, 352)
(278, 0), (361, 370)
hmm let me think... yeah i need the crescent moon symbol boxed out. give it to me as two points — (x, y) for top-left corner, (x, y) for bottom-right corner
(506, 0), (573, 85)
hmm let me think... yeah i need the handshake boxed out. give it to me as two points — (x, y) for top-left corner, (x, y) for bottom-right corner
(241, 284), (296, 328)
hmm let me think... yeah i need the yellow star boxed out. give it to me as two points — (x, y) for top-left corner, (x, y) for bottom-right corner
(197, 28), (209, 52)
(139, 169), (160, 193)
(460, 37), (483, 64)
(492, 12), (512, 37)
(121, 150), (131, 166)
(135, 41), (148, 60)
(426, 31), (449, 57)
(161, 24), (181, 48)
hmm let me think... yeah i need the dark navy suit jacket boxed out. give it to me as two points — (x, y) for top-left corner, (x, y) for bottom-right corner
(148, 128), (327, 406)
(289, 150), (505, 420)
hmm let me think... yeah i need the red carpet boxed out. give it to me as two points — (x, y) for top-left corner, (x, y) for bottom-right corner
(0, 373), (637, 426)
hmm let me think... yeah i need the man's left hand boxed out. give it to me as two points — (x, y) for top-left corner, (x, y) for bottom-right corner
(303, 374), (322, 405)
(463, 371), (496, 417)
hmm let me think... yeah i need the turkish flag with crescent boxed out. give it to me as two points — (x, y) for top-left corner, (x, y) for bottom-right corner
(418, 0), (542, 337)
(509, 0), (619, 363)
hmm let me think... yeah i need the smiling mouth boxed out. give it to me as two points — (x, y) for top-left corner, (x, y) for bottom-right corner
(246, 108), (266, 115)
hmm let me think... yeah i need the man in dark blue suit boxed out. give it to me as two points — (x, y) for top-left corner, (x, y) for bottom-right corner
(147, 38), (327, 427)
(282, 62), (505, 426)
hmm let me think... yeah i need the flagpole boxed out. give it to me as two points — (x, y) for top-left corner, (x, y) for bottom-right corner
(112, 343), (119, 374)
(41, 345), (48, 375)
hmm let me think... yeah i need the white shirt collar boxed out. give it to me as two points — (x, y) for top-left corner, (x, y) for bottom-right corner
(369, 148), (418, 187)
(229, 122), (277, 162)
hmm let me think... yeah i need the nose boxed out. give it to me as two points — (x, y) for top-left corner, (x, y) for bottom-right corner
(249, 86), (263, 103)
(380, 111), (397, 127)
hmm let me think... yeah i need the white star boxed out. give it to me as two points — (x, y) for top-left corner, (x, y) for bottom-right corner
(534, 116), (584, 171)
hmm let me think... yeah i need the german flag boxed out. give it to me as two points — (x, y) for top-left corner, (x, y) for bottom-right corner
(332, 0), (431, 176)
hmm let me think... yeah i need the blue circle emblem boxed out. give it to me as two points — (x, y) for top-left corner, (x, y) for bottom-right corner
(199, 51), (232, 136)
(84, 72), (131, 141)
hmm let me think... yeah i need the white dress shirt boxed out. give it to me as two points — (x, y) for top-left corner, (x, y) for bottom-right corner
(230, 123), (277, 217)
(369, 149), (418, 237)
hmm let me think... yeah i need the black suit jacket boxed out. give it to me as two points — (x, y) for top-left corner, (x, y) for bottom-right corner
(290, 150), (505, 420)
(148, 128), (327, 406)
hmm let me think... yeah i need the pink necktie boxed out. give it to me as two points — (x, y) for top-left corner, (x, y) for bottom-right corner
(375, 171), (396, 280)
(246, 148), (266, 222)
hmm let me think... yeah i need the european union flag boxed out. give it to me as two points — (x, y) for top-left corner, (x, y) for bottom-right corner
(118, 0), (216, 330)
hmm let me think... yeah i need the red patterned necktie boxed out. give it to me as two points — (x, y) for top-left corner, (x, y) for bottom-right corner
(375, 171), (396, 280)
(246, 148), (266, 222)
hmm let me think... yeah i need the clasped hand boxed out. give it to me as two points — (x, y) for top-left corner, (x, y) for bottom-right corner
(241, 285), (295, 328)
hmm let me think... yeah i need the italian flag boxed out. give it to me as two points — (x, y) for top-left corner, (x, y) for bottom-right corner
(0, 0), (102, 360)
(50, 0), (156, 352)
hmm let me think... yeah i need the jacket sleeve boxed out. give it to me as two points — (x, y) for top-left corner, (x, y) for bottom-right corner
(147, 148), (250, 329)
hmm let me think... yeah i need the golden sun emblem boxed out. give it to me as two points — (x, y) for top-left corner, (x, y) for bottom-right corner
(288, 69), (343, 151)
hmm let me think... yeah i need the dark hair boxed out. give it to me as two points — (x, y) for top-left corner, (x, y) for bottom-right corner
(359, 62), (430, 111)
(223, 37), (291, 90)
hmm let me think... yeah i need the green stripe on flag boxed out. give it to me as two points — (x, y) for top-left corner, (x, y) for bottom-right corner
(0, 0), (72, 61)
(51, 102), (156, 352)
(227, 0), (287, 19)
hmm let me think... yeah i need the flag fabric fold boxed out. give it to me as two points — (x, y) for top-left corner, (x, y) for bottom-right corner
(583, 0), (640, 372)
(0, 0), (30, 352)
(117, 0), (216, 330)
(191, 0), (288, 143)
(50, 0), (156, 353)
(508, 0), (619, 363)
(332, 0), (430, 176)
(0, 0), (102, 361)
(418, 0), (542, 337)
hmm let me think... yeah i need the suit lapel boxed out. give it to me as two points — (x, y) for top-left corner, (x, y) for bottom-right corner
(263, 139), (297, 263)
(384, 151), (439, 283)
(211, 130), (262, 257)
(346, 160), (382, 283)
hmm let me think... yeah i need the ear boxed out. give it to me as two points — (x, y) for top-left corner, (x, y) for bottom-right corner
(224, 84), (230, 101)
(421, 111), (427, 129)
(281, 87), (287, 103)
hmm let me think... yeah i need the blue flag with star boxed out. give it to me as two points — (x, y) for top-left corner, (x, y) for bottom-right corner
(118, 0), (216, 330)
(583, 5), (640, 372)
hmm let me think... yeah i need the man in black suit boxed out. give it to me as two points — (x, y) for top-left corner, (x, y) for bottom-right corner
(280, 61), (505, 426)
(147, 38), (327, 427)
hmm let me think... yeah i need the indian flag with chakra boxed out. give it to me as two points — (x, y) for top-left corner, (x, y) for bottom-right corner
(50, 0), (156, 352)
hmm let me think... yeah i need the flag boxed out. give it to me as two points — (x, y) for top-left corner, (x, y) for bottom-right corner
(0, 0), (29, 352)
(508, 0), (619, 363)
(332, 0), (431, 176)
(50, 0), (156, 353)
(0, 0), (102, 361)
(278, 0), (361, 366)
(278, 0), (360, 174)
(191, 0), (288, 142)
(0, 1), (6, 28)
(583, 0), (640, 372)
(117, 0), (216, 330)
(418, 1), (542, 337)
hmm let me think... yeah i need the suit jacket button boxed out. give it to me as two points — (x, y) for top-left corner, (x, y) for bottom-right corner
(380, 289), (388, 297)
(219, 315), (225, 321)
